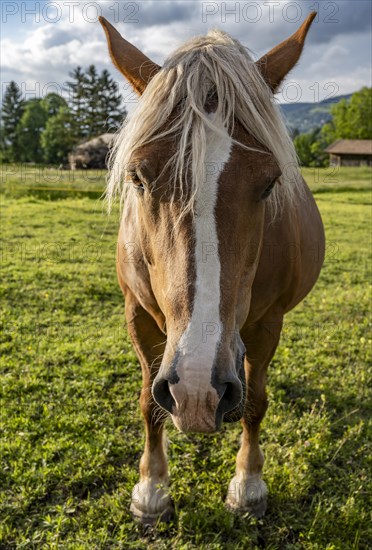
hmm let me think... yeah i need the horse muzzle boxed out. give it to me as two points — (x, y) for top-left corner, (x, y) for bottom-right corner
(152, 358), (245, 433)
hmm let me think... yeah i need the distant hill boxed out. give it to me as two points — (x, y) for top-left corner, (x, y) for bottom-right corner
(280, 93), (353, 135)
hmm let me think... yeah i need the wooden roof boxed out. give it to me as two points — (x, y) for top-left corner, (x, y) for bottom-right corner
(325, 140), (372, 155)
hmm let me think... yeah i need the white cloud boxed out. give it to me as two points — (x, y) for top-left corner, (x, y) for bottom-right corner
(1, 0), (371, 107)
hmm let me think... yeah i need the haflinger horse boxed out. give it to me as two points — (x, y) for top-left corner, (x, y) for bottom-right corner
(99, 12), (325, 524)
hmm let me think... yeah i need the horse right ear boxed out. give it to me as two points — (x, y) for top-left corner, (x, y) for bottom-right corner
(99, 17), (160, 95)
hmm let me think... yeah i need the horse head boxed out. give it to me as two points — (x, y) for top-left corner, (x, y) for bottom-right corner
(100, 14), (316, 433)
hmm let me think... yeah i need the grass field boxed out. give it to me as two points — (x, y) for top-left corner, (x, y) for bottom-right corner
(1, 166), (371, 549)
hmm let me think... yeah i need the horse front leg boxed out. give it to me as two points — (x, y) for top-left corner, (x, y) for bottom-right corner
(130, 384), (173, 524)
(124, 292), (173, 524)
(226, 315), (283, 517)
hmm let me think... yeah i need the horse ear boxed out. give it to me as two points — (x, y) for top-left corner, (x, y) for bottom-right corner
(256, 12), (317, 93)
(99, 16), (160, 95)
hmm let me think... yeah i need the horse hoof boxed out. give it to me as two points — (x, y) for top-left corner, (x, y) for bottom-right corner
(225, 475), (268, 518)
(130, 505), (174, 526)
(130, 480), (173, 525)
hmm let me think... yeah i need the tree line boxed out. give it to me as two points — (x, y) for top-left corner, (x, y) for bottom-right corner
(293, 87), (372, 167)
(0, 65), (127, 165)
(1, 76), (371, 168)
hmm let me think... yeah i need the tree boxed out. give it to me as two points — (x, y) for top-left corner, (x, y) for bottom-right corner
(65, 66), (89, 141)
(41, 106), (75, 164)
(2, 67), (126, 165)
(1, 81), (24, 161)
(294, 128), (328, 167)
(84, 64), (100, 140)
(294, 132), (314, 167)
(65, 65), (126, 142)
(322, 87), (372, 143)
(41, 93), (68, 118)
(346, 87), (372, 138)
(294, 87), (372, 167)
(0, 123), (7, 162)
(16, 99), (48, 162)
(96, 69), (126, 134)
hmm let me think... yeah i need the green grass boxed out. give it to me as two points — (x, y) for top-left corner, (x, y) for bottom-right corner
(1, 164), (106, 200)
(1, 166), (371, 549)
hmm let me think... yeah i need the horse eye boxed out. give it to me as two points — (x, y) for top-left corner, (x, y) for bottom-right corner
(261, 179), (277, 200)
(134, 181), (145, 192)
(130, 172), (145, 192)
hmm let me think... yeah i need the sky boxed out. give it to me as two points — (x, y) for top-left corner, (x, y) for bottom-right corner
(1, 0), (371, 110)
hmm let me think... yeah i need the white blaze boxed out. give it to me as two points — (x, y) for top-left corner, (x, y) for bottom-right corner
(176, 115), (233, 393)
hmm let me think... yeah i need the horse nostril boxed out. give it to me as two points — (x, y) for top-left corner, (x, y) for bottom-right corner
(218, 379), (242, 415)
(152, 377), (175, 414)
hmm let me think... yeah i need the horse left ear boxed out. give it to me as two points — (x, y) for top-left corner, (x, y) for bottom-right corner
(256, 12), (317, 93)
(99, 16), (160, 95)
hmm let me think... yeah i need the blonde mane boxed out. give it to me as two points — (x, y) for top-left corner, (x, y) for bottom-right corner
(107, 29), (301, 217)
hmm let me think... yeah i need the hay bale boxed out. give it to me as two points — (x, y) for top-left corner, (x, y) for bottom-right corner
(69, 133), (115, 170)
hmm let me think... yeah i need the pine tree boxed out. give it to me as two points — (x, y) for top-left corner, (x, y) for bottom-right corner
(65, 65), (126, 142)
(1, 81), (24, 161)
(85, 65), (100, 140)
(65, 66), (89, 141)
(96, 69), (126, 134)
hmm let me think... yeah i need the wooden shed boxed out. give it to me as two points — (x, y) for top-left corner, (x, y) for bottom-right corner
(325, 140), (372, 167)
(69, 133), (115, 170)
